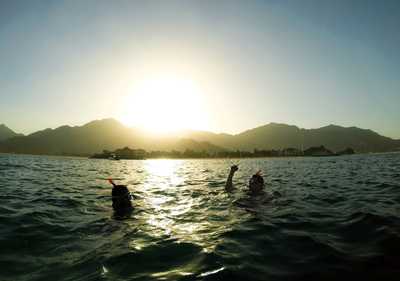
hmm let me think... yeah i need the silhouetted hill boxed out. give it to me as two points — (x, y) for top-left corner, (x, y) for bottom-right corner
(233, 123), (303, 150)
(174, 139), (225, 153)
(0, 119), (399, 156)
(182, 123), (400, 153)
(210, 123), (399, 153)
(0, 124), (22, 141)
(303, 124), (399, 153)
(0, 119), (141, 155)
(0, 119), (224, 156)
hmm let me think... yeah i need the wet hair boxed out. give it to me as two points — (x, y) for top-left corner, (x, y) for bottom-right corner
(112, 185), (131, 208)
(250, 174), (264, 186)
(109, 179), (132, 213)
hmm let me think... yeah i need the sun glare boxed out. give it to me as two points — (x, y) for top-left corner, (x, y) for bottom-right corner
(119, 75), (209, 134)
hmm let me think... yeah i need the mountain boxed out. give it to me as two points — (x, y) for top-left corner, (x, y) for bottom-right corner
(184, 123), (399, 153)
(174, 139), (225, 153)
(0, 119), (225, 156)
(0, 124), (22, 141)
(303, 124), (400, 153)
(0, 119), (138, 155)
(229, 123), (305, 150)
(179, 123), (400, 153)
(0, 119), (399, 156)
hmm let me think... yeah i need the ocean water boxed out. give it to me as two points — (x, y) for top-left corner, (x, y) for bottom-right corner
(0, 153), (399, 281)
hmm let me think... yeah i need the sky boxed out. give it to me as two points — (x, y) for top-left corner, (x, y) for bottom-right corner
(0, 0), (399, 138)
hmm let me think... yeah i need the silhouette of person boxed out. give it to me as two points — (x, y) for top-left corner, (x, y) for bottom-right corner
(108, 179), (133, 214)
(225, 165), (265, 195)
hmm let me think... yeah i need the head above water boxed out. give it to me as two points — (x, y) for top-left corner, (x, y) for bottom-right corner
(108, 179), (132, 213)
(249, 171), (264, 193)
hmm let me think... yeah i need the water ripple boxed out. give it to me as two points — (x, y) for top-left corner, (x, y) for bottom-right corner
(0, 153), (399, 280)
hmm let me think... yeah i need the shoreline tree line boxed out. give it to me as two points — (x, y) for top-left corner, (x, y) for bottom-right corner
(90, 146), (355, 160)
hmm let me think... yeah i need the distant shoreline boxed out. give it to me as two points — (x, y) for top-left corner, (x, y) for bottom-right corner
(89, 145), (357, 160)
(1, 150), (400, 160)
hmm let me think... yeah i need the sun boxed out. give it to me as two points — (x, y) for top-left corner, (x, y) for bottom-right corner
(119, 75), (209, 134)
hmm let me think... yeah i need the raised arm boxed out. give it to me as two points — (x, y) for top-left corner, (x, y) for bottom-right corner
(225, 165), (239, 192)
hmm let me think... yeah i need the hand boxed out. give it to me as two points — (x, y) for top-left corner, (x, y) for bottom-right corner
(230, 165), (239, 173)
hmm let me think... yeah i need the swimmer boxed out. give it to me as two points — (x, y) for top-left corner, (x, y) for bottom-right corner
(248, 170), (265, 194)
(108, 179), (133, 213)
(225, 165), (265, 195)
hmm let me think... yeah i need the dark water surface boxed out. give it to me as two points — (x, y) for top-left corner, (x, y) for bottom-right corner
(0, 153), (399, 281)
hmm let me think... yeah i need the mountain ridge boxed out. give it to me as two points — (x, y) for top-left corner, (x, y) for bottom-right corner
(0, 118), (399, 156)
(0, 124), (23, 141)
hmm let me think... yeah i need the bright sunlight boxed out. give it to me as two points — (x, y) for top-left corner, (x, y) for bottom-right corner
(119, 75), (209, 134)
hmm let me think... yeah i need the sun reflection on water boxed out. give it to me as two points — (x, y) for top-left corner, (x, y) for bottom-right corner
(127, 159), (246, 256)
(144, 159), (181, 177)
(144, 159), (184, 186)
(140, 160), (206, 242)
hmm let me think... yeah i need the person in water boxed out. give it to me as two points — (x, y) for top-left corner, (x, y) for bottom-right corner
(108, 179), (133, 213)
(225, 165), (265, 195)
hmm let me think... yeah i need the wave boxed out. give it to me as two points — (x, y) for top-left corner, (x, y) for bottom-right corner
(1, 153), (400, 281)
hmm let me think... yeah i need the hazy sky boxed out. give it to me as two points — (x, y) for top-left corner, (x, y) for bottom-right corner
(1, 0), (399, 138)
